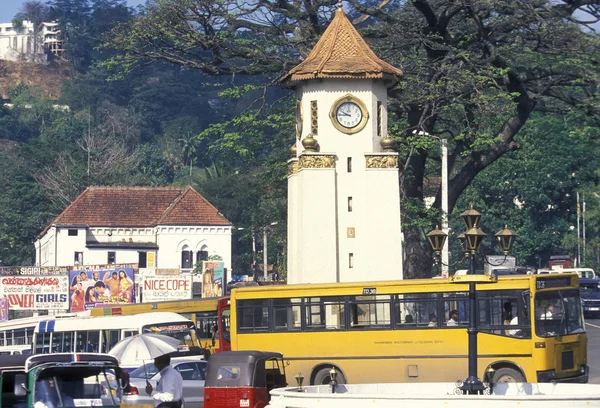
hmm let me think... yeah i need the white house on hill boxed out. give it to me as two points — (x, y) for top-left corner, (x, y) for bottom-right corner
(34, 186), (232, 272)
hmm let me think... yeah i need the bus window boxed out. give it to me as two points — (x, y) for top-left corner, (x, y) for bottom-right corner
(303, 297), (345, 330)
(443, 293), (469, 326)
(273, 298), (302, 331)
(196, 313), (218, 339)
(14, 329), (27, 345)
(76, 331), (99, 353)
(123, 330), (137, 338)
(477, 290), (527, 336)
(395, 293), (437, 328)
(53, 332), (75, 352)
(103, 330), (120, 352)
(348, 295), (391, 329)
(35, 332), (50, 354)
(237, 300), (269, 332)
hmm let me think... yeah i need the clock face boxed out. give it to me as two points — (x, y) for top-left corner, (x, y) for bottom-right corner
(336, 102), (363, 129)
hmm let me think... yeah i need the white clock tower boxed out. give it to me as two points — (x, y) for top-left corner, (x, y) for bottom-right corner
(281, 5), (404, 284)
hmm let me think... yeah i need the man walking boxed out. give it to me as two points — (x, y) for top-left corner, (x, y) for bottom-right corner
(145, 355), (183, 408)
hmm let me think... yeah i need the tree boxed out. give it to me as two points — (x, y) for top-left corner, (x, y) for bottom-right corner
(102, 0), (600, 277)
(450, 114), (600, 271)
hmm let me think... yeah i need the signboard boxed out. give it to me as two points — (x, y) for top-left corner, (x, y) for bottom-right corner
(156, 269), (180, 276)
(202, 261), (225, 298)
(69, 267), (135, 312)
(142, 276), (193, 303)
(0, 275), (69, 310)
(0, 266), (69, 276)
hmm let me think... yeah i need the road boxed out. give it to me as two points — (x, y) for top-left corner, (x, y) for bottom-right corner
(587, 318), (600, 384)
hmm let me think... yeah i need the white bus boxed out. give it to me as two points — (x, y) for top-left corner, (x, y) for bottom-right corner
(33, 311), (197, 354)
(0, 312), (89, 349)
(0, 345), (32, 355)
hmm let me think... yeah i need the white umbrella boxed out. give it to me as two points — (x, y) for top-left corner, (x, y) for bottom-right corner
(108, 333), (181, 362)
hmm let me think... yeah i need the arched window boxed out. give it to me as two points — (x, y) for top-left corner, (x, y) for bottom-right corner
(181, 245), (193, 269)
(196, 245), (209, 264)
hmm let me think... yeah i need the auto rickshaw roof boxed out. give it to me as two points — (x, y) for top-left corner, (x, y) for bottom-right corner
(206, 350), (284, 388)
(0, 353), (119, 374)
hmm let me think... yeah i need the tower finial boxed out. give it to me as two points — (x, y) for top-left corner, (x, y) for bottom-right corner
(337, 0), (342, 10)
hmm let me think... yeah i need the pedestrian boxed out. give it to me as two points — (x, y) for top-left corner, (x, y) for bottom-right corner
(145, 354), (183, 408)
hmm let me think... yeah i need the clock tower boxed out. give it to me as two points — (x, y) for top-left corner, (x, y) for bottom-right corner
(281, 4), (404, 284)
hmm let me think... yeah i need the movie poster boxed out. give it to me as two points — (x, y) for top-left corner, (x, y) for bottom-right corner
(201, 261), (225, 298)
(69, 267), (135, 311)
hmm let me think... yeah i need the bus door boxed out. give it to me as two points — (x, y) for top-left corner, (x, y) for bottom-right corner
(216, 299), (231, 352)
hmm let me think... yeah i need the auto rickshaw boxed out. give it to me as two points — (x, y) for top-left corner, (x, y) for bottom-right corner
(203, 351), (287, 408)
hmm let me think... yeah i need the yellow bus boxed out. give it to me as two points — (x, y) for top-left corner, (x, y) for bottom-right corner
(226, 273), (587, 385)
(90, 298), (220, 350)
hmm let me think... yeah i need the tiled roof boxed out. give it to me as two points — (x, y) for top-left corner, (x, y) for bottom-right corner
(281, 8), (402, 87)
(43, 186), (231, 231)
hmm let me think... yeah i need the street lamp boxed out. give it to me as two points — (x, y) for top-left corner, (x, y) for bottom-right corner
(427, 205), (516, 395)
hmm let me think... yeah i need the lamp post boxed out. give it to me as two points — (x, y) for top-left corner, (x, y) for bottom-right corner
(262, 222), (278, 281)
(427, 205), (516, 394)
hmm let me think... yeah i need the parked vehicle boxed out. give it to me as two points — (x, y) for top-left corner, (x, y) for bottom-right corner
(579, 278), (600, 317)
(122, 355), (207, 408)
(1, 353), (122, 408)
(537, 268), (597, 279)
(203, 351), (287, 408)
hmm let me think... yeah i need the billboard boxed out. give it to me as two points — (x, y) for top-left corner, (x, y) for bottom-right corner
(202, 261), (225, 298)
(142, 276), (193, 303)
(69, 267), (135, 312)
(0, 275), (69, 310)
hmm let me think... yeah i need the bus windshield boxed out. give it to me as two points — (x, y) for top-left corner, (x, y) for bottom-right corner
(534, 290), (584, 338)
(141, 322), (195, 342)
(33, 366), (120, 408)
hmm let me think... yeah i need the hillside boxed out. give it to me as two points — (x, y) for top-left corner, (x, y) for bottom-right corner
(0, 60), (74, 100)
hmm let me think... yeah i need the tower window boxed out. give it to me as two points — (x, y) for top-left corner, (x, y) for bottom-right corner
(310, 101), (318, 135)
(348, 197), (353, 212)
(68, 229), (78, 236)
(347, 157), (352, 172)
(377, 101), (382, 137)
(349, 253), (354, 269)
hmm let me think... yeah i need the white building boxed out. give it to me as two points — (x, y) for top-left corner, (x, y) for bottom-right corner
(0, 20), (64, 63)
(34, 186), (232, 272)
(282, 6), (404, 284)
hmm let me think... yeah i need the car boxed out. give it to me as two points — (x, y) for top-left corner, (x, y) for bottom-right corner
(122, 356), (207, 408)
(580, 278), (600, 318)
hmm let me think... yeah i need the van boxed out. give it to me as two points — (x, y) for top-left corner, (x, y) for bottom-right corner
(0, 345), (32, 355)
(537, 268), (597, 279)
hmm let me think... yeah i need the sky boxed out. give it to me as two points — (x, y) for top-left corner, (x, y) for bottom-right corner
(0, 0), (146, 23)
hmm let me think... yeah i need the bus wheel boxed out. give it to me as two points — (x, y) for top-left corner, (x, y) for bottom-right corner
(313, 368), (346, 385)
(492, 367), (525, 383)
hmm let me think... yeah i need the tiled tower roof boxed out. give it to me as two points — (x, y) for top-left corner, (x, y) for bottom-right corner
(281, 8), (402, 88)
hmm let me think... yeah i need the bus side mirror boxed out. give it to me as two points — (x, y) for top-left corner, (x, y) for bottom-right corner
(14, 374), (28, 396)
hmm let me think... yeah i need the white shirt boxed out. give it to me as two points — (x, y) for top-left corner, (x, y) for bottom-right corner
(152, 366), (183, 407)
(447, 319), (457, 326)
(509, 315), (519, 335)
